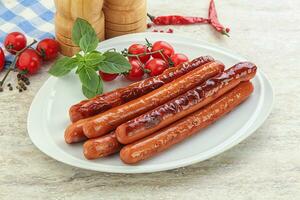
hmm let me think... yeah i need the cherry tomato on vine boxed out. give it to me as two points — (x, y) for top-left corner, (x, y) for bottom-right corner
(4, 32), (27, 54)
(125, 59), (145, 81)
(0, 47), (5, 72)
(128, 44), (150, 64)
(170, 53), (189, 66)
(99, 71), (119, 82)
(145, 58), (168, 76)
(16, 49), (41, 75)
(151, 41), (174, 60)
(36, 38), (60, 61)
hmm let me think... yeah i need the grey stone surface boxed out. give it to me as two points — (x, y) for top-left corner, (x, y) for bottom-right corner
(0, 0), (299, 199)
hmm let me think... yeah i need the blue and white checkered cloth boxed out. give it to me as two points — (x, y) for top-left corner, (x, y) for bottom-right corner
(0, 0), (55, 45)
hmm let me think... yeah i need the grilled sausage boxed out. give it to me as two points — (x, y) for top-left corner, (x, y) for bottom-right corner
(64, 119), (88, 144)
(116, 62), (257, 144)
(120, 81), (254, 164)
(83, 132), (122, 160)
(69, 56), (215, 122)
(82, 61), (225, 139)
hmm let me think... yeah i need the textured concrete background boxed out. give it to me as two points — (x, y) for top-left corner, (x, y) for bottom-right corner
(0, 0), (300, 199)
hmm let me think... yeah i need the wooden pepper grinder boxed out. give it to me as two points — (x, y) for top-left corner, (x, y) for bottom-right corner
(104, 0), (147, 39)
(54, 0), (105, 56)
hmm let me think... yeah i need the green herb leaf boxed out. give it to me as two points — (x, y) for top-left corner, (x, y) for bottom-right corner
(48, 57), (78, 77)
(98, 51), (131, 74)
(82, 78), (103, 98)
(79, 32), (99, 53)
(79, 67), (100, 92)
(75, 53), (84, 61)
(82, 85), (94, 99)
(75, 62), (85, 74)
(72, 18), (97, 46)
(85, 51), (105, 67)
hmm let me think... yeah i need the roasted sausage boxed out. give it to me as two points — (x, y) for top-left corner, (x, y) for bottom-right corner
(116, 62), (257, 144)
(69, 56), (215, 122)
(82, 61), (225, 139)
(83, 132), (122, 160)
(120, 81), (254, 164)
(64, 118), (88, 144)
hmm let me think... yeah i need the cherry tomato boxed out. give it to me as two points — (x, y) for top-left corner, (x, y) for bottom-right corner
(36, 38), (60, 61)
(4, 32), (27, 54)
(145, 59), (168, 76)
(170, 53), (189, 66)
(99, 71), (119, 82)
(151, 41), (174, 60)
(128, 44), (150, 64)
(125, 60), (145, 81)
(17, 49), (41, 75)
(0, 47), (5, 72)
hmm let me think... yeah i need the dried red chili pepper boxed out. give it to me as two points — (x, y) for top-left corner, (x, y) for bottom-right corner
(208, 0), (230, 36)
(147, 13), (210, 25)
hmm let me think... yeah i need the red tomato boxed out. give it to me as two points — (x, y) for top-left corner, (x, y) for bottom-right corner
(170, 53), (189, 66)
(145, 59), (168, 76)
(151, 41), (174, 60)
(0, 47), (5, 71)
(125, 60), (144, 81)
(99, 71), (119, 82)
(128, 44), (150, 64)
(4, 32), (27, 54)
(36, 38), (60, 61)
(17, 49), (41, 75)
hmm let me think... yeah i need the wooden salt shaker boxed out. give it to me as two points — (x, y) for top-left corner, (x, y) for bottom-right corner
(54, 0), (105, 56)
(104, 0), (147, 39)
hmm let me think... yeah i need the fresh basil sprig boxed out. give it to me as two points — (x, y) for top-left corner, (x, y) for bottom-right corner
(49, 18), (131, 98)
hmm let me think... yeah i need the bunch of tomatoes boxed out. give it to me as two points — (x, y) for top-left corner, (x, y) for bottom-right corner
(0, 31), (59, 74)
(99, 40), (189, 82)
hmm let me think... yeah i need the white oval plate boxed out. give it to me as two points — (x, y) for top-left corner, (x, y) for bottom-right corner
(27, 33), (274, 173)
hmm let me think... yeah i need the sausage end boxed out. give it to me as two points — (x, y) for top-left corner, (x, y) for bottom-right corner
(64, 122), (87, 144)
(120, 146), (137, 164)
(115, 124), (130, 145)
(69, 105), (85, 123)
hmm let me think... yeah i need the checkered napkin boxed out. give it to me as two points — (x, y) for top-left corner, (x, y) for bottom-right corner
(0, 0), (55, 46)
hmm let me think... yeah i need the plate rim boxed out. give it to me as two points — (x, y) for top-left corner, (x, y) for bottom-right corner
(27, 33), (274, 173)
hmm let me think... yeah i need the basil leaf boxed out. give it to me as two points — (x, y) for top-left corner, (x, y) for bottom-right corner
(79, 67), (99, 91)
(82, 78), (103, 98)
(72, 18), (97, 46)
(48, 57), (78, 77)
(75, 62), (85, 74)
(82, 85), (95, 99)
(95, 77), (103, 95)
(79, 32), (99, 53)
(99, 51), (131, 74)
(85, 51), (105, 66)
(75, 53), (84, 61)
